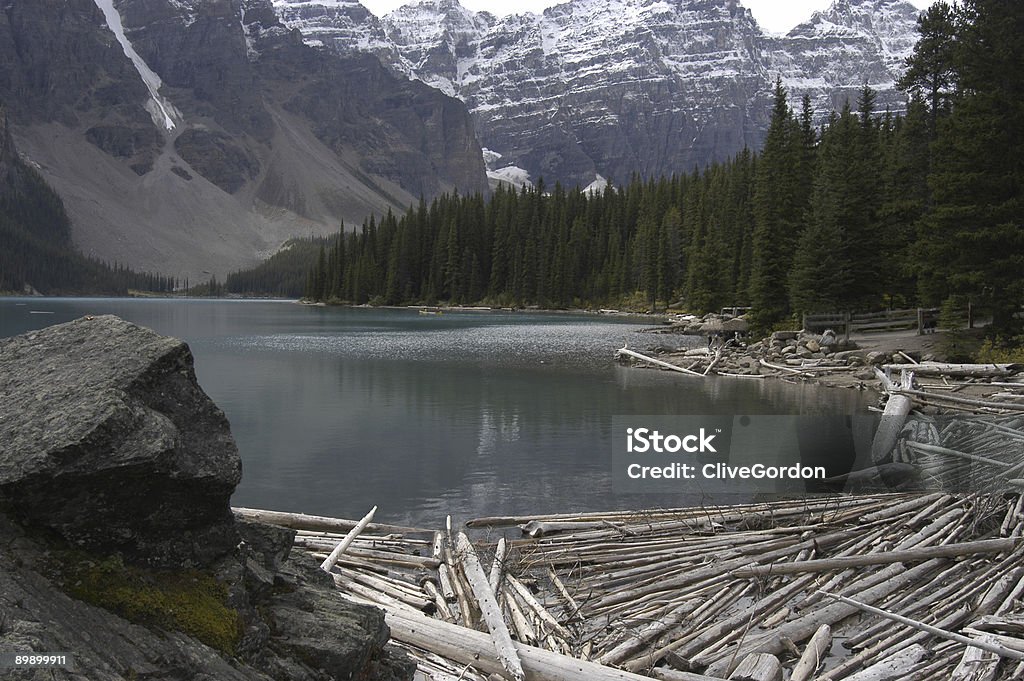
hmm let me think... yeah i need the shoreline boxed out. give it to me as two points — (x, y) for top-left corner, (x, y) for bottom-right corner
(621, 326), (953, 395)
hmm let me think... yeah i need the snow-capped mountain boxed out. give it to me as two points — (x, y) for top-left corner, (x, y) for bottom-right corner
(270, 0), (922, 187)
(768, 0), (921, 116)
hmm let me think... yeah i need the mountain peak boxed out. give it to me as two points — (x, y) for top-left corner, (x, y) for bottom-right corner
(801, 0), (921, 30)
(265, 0), (921, 186)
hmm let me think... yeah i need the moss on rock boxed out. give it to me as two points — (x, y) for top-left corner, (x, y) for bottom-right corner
(56, 553), (243, 655)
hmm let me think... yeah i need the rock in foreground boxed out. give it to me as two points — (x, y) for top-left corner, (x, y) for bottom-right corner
(0, 315), (240, 566)
(0, 316), (413, 680)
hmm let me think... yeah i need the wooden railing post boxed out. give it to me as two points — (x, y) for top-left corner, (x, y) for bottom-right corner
(917, 308), (924, 336)
(844, 311), (851, 343)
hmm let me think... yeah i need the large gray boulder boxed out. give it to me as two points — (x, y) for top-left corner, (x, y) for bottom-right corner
(0, 315), (414, 680)
(0, 315), (241, 566)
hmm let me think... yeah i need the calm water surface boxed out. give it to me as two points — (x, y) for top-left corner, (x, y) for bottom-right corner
(0, 298), (868, 528)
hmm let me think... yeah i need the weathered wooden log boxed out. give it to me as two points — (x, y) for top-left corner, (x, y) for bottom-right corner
(727, 653), (781, 681)
(650, 669), (729, 681)
(828, 606), (968, 680)
(489, 537), (507, 593)
(456, 532), (527, 681)
(616, 347), (705, 376)
(336, 567), (433, 611)
(504, 584), (539, 646)
(598, 528), (862, 611)
(758, 359), (815, 377)
(595, 602), (693, 666)
(896, 388), (1024, 412)
(844, 644), (929, 681)
(382, 604), (728, 681)
(817, 591), (1024, 660)
(466, 494), (898, 528)
(331, 572), (422, 614)
(961, 630), (1024, 654)
(728, 537), (1018, 578)
(548, 567), (582, 621)
(872, 369), (914, 464)
(507, 573), (572, 639)
(232, 506), (428, 536)
(437, 563), (458, 603)
(950, 635), (1002, 681)
(978, 565), (1024, 615)
(703, 346), (723, 376)
(906, 441), (1013, 468)
(632, 575), (819, 672)
(789, 624), (830, 681)
(881, 363), (1020, 378)
(337, 545), (440, 569)
(522, 520), (615, 538)
(320, 505), (377, 572)
(423, 579), (456, 621)
(702, 561), (939, 675)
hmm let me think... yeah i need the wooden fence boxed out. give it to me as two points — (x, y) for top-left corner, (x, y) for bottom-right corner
(803, 308), (941, 340)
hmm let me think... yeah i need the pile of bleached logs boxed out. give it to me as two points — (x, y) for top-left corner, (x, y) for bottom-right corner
(618, 329), (1024, 391)
(870, 367), (1024, 496)
(241, 492), (1024, 680)
(469, 493), (1024, 680)
(235, 507), (687, 681)
(876, 363), (1024, 415)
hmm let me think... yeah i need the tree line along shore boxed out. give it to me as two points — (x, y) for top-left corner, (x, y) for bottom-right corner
(259, 1), (1019, 356)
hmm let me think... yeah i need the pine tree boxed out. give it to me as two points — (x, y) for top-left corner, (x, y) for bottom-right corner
(898, 1), (958, 140)
(920, 0), (1024, 330)
(749, 80), (809, 328)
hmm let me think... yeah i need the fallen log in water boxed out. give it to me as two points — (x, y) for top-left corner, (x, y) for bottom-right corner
(616, 347), (705, 376)
(881, 363), (1021, 378)
(790, 624), (831, 681)
(872, 369), (914, 464)
(232, 506), (431, 536)
(895, 388), (1024, 413)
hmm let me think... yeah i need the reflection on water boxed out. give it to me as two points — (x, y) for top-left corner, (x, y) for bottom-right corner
(0, 299), (869, 527)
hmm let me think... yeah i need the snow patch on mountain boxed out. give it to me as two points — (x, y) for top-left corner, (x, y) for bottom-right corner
(583, 174), (608, 195)
(481, 147), (502, 168)
(487, 165), (532, 190)
(271, 0), (400, 55)
(92, 0), (181, 130)
(770, 0), (920, 115)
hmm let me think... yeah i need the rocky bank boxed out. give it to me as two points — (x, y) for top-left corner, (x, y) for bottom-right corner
(0, 315), (413, 681)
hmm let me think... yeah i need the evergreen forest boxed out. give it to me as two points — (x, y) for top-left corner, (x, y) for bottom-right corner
(292, 0), (1021, 332)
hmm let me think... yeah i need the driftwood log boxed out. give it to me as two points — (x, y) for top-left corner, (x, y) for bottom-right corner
(320, 505), (377, 572)
(455, 532), (526, 681)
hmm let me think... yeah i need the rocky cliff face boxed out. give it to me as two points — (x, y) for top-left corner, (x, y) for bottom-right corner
(0, 0), (487, 281)
(767, 0), (921, 117)
(0, 0), (162, 174)
(0, 316), (414, 681)
(270, 0), (921, 188)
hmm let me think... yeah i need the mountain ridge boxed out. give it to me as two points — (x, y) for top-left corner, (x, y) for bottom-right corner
(0, 0), (488, 281)
(271, 0), (922, 188)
